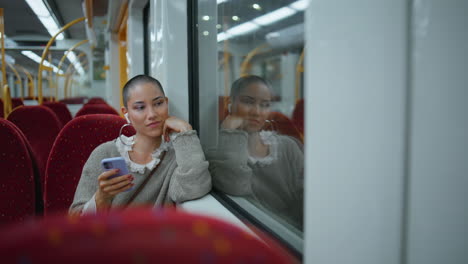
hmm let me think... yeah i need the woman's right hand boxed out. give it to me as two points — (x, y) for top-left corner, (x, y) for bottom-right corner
(221, 115), (245, 130)
(95, 169), (134, 210)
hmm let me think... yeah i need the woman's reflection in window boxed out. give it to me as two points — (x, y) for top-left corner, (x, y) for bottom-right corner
(208, 75), (304, 230)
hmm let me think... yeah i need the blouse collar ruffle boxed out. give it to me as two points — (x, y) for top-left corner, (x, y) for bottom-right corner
(248, 130), (278, 167)
(115, 135), (172, 174)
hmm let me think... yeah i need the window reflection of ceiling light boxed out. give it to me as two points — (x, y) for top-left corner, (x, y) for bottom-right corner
(289, 0), (309, 11)
(24, 0), (65, 40)
(226, 22), (259, 36)
(217, 0), (228, 4)
(232, 16), (239, 21)
(217, 0), (307, 42)
(217, 32), (232, 42)
(21, 50), (64, 74)
(216, 24), (222, 29)
(203, 31), (209, 36)
(202, 15), (210, 21)
(253, 7), (296, 26)
(252, 4), (261, 10)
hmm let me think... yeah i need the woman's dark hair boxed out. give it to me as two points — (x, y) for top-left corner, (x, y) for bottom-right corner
(230, 75), (272, 99)
(122, 75), (165, 107)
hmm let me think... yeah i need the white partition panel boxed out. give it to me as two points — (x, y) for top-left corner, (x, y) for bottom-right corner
(303, 1), (408, 263)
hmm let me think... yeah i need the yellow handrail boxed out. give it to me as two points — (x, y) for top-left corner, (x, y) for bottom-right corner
(240, 44), (270, 77)
(55, 40), (89, 99)
(6, 62), (23, 99)
(0, 8), (6, 91)
(37, 17), (86, 105)
(295, 49), (305, 101)
(3, 84), (12, 117)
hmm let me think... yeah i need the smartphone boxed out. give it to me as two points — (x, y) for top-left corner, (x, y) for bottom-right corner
(101, 157), (133, 191)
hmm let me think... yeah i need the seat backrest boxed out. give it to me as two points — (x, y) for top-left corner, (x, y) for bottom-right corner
(7, 106), (62, 191)
(44, 114), (135, 215)
(0, 208), (293, 263)
(266, 111), (303, 143)
(43, 102), (73, 127)
(75, 104), (119, 117)
(292, 99), (304, 135)
(0, 119), (36, 226)
(11, 98), (24, 109)
(86, 97), (107, 105)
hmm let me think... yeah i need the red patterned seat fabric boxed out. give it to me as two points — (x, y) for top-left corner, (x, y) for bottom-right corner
(266, 111), (303, 143)
(44, 114), (135, 215)
(75, 104), (119, 117)
(7, 106), (62, 192)
(0, 119), (36, 226)
(43, 102), (73, 128)
(0, 208), (292, 263)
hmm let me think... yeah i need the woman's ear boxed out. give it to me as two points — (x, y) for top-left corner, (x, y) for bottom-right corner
(121, 107), (130, 124)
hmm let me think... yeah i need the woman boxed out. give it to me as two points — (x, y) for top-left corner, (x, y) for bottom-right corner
(208, 75), (304, 230)
(70, 75), (211, 214)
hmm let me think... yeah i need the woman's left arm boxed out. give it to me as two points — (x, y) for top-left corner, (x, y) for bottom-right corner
(163, 117), (212, 202)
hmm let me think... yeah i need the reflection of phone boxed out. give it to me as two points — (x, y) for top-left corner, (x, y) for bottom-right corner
(101, 157), (133, 191)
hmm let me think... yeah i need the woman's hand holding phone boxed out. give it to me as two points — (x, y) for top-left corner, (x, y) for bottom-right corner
(95, 169), (134, 210)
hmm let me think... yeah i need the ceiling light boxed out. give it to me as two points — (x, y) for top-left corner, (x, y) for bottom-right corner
(203, 31), (209, 36)
(217, 0), (228, 4)
(289, 0), (309, 11)
(202, 15), (210, 21)
(252, 4), (261, 10)
(253, 7), (296, 26)
(22, 50), (63, 74)
(65, 51), (85, 76)
(216, 24), (222, 29)
(232, 16), (239, 21)
(24, 0), (65, 40)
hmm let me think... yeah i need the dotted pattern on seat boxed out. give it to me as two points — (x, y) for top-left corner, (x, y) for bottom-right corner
(0, 208), (293, 263)
(7, 106), (62, 192)
(266, 111), (303, 143)
(292, 99), (304, 135)
(43, 102), (73, 128)
(44, 114), (135, 215)
(0, 119), (35, 226)
(75, 104), (119, 117)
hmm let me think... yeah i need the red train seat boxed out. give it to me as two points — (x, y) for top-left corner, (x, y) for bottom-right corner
(75, 104), (119, 117)
(43, 102), (73, 127)
(44, 114), (135, 215)
(7, 106), (62, 192)
(292, 99), (304, 135)
(11, 98), (24, 109)
(0, 119), (36, 226)
(0, 208), (293, 263)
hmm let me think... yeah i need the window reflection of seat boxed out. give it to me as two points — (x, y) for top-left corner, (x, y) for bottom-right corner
(266, 111), (303, 143)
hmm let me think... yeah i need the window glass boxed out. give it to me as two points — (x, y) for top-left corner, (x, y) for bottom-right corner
(197, 0), (306, 254)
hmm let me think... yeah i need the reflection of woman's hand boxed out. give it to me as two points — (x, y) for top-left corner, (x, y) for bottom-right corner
(162, 116), (193, 142)
(221, 115), (244, 130)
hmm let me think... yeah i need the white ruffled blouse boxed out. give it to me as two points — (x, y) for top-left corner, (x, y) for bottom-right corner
(115, 135), (173, 173)
(248, 130), (278, 167)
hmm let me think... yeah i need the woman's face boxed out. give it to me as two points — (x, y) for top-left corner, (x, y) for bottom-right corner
(123, 82), (169, 139)
(232, 82), (272, 133)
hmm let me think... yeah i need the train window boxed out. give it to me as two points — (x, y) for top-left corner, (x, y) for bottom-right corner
(195, 0), (306, 257)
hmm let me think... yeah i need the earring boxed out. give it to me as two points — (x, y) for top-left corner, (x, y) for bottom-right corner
(119, 123), (133, 146)
(124, 113), (130, 124)
(264, 119), (277, 132)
